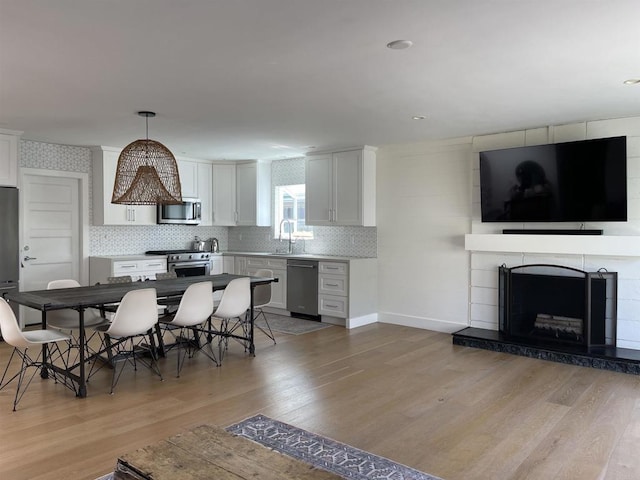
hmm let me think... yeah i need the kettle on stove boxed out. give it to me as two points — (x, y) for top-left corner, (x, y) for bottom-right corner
(193, 236), (206, 252)
(209, 237), (219, 253)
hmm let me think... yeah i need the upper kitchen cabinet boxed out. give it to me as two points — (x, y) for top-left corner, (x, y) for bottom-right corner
(197, 162), (213, 226)
(211, 163), (237, 226)
(305, 146), (376, 226)
(91, 146), (156, 225)
(176, 158), (198, 198)
(236, 161), (271, 226)
(176, 158), (213, 225)
(0, 130), (21, 187)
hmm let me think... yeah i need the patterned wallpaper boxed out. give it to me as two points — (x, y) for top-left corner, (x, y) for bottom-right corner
(20, 140), (376, 258)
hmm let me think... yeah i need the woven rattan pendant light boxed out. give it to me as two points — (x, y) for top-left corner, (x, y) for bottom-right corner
(112, 111), (182, 205)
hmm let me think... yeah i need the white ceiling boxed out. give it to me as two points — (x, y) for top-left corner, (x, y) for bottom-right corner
(1, 0), (639, 161)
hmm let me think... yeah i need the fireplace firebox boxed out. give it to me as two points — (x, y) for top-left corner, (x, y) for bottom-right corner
(499, 264), (617, 349)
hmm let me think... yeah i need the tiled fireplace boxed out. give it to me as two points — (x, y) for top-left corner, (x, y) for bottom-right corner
(454, 262), (640, 374)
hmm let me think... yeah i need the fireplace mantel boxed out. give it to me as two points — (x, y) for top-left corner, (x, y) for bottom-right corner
(465, 234), (640, 257)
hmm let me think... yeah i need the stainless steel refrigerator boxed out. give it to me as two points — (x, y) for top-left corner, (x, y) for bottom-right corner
(0, 187), (19, 331)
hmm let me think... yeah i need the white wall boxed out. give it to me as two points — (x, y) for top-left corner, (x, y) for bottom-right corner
(376, 138), (473, 333)
(376, 116), (640, 350)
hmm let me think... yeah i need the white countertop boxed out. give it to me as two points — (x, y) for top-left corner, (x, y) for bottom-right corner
(90, 254), (168, 261)
(221, 251), (375, 261)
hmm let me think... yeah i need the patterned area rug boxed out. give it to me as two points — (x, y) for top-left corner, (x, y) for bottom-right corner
(227, 414), (443, 480)
(257, 313), (333, 335)
(96, 414), (441, 480)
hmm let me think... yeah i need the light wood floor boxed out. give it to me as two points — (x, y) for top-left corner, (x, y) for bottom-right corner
(1, 323), (639, 480)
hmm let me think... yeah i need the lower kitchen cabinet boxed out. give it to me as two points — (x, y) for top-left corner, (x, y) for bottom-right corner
(224, 254), (377, 328)
(210, 254), (224, 302)
(318, 261), (348, 318)
(89, 255), (167, 284)
(233, 255), (287, 310)
(318, 258), (378, 328)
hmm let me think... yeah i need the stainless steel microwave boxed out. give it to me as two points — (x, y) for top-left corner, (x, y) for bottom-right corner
(157, 198), (201, 225)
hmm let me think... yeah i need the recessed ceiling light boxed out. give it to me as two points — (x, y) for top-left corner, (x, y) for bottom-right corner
(387, 40), (413, 50)
(412, 115), (427, 120)
(623, 79), (640, 85)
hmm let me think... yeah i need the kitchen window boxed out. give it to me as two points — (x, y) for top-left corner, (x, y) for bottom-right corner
(274, 184), (313, 239)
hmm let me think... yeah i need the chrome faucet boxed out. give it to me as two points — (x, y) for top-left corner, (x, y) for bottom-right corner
(278, 219), (295, 254)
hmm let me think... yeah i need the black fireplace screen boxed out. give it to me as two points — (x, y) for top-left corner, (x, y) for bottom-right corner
(499, 264), (617, 348)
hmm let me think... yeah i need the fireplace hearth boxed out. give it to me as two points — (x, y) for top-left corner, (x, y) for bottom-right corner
(453, 264), (640, 374)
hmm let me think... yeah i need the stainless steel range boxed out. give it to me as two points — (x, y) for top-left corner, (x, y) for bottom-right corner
(146, 250), (211, 277)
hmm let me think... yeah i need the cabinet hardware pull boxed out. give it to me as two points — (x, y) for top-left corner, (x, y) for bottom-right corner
(326, 283), (339, 287)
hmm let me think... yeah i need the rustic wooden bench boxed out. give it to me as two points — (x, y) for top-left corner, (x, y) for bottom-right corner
(114, 424), (341, 479)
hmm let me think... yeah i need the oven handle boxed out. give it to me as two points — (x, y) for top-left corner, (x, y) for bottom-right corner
(169, 262), (211, 268)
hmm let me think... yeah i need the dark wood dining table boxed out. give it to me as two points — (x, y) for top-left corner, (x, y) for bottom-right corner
(3, 274), (275, 398)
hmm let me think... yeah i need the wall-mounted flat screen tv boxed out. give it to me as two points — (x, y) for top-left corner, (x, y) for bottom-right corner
(479, 136), (627, 222)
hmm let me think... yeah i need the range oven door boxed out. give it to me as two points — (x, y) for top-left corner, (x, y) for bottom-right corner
(169, 261), (211, 277)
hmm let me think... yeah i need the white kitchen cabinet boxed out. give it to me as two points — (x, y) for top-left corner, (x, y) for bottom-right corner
(197, 162), (213, 225)
(236, 161), (271, 226)
(0, 130), (20, 187)
(91, 146), (156, 225)
(223, 254), (377, 328)
(89, 255), (167, 284)
(223, 255), (235, 274)
(175, 158), (213, 225)
(210, 254), (224, 302)
(210, 255), (224, 275)
(176, 158), (198, 198)
(305, 146), (376, 226)
(318, 261), (348, 318)
(234, 256), (247, 275)
(212, 163), (237, 226)
(233, 256), (287, 310)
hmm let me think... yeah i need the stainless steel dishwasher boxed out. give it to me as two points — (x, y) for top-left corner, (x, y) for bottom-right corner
(286, 259), (319, 319)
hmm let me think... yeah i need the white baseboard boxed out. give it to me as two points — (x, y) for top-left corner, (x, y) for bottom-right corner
(378, 312), (467, 334)
(320, 315), (346, 327)
(346, 313), (378, 329)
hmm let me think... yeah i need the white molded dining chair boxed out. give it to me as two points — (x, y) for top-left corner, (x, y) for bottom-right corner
(0, 298), (76, 410)
(46, 279), (108, 362)
(227, 269), (276, 345)
(92, 288), (162, 394)
(158, 281), (214, 376)
(249, 269), (276, 344)
(209, 277), (251, 365)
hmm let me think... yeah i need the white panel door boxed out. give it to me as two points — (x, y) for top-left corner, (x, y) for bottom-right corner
(21, 174), (81, 325)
